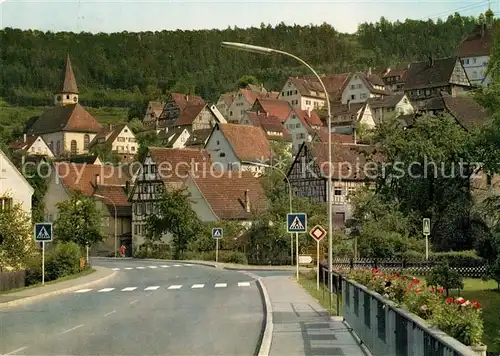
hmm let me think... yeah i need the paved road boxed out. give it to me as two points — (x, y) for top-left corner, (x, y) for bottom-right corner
(0, 258), (264, 355)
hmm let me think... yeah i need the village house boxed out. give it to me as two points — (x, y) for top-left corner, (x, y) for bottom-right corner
(69, 155), (102, 165)
(250, 98), (293, 123)
(226, 88), (278, 124)
(44, 163), (132, 255)
(286, 142), (376, 227)
(403, 56), (471, 109)
(143, 101), (166, 125)
(283, 108), (324, 154)
(0, 149), (34, 215)
(88, 124), (139, 162)
(340, 70), (391, 105)
(148, 93), (205, 130)
(241, 111), (292, 144)
(26, 55), (103, 157)
(157, 102), (226, 133)
(366, 93), (414, 123)
(457, 11), (495, 86)
(330, 102), (375, 134)
(378, 63), (409, 93)
(157, 127), (191, 148)
(204, 123), (272, 174)
(129, 147), (212, 248)
(184, 129), (213, 148)
(309, 127), (356, 145)
(9, 134), (54, 159)
(278, 74), (351, 111)
(184, 170), (267, 224)
(215, 92), (235, 119)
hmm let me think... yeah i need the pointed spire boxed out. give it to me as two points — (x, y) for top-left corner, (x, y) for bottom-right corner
(57, 54), (79, 94)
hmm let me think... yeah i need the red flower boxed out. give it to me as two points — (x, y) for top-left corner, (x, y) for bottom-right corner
(445, 297), (454, 304)
(412, 278), (420, 285)
(455, 297), (466, 305)
(471, 301), (480, 309)
(430, 286), (435, 293)
(437, 287), (444, 293)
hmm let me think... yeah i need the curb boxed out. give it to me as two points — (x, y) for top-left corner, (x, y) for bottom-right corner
(0, 267), (117, 309)
(240, 271), (273, 356)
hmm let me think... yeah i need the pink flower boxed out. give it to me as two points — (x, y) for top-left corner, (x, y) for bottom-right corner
(445, 297), (454, 304)
(437, 287), (444, 293)
(471, 301), (480, 309)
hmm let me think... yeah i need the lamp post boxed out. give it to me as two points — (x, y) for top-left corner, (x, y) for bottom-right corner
(243, 161), (294, 266)
(224, 42), (333, 291)
(94, 194), (118, 258)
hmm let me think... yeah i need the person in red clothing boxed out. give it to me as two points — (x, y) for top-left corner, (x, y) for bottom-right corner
(120, 244), (126, 257)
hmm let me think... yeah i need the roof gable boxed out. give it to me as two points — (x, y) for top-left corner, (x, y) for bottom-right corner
(0, 149), (34, 195)
(252, 98), (292, 123)
(216, 123), (272, 162)
(404, 57), (463, 90)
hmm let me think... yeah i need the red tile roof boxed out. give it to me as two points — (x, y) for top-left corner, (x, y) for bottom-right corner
(54, 163), (131, 196)
(28, 104), (103, 135)
(245, 112), (292, 142)
(294, 108), (323, 127)
(458, 24), (495, 57)
(189, 170), (268, 220)
(174, 104), (206, 126)
(9, 135), (40, 150)
(148, 147), (212, 184)
(254, 98), (293, 123)
(313, 127), (355, 144)
(93, 185), (131, 216)
(217, 124), (272, 162)
(170, 93), (205, 111)
(240, 89), (262, 106)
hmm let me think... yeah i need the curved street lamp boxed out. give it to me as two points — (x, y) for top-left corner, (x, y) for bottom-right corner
(223, 41), (334, 290)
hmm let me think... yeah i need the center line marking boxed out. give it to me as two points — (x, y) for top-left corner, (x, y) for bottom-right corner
(136, 267), (145, 269)
(215, 283), (227, 288)
(148, 266), (158, 269)
(98, 288), (115, 292)
(184, 264), (194, 266)
(74, 288), (92, 293)
(112, 268), (120, 271)
(122, 287), (137, 291)
(144, 286), (160, 291)
(130, 300), (138, 305)
(238, 282), (251, 287)
(160, 265), (170, 268)
(61, 324), (84, 334)
(125, 267), (133, 270)
(4, 346), (28, 355)
(172, 264), (181, 267)
(104, 310), (116, 317)
(191, 284), (204, 289)
(168, 285), (182, 289)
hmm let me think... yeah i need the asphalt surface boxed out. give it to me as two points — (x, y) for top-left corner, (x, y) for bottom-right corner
(0, 258), (264, 356)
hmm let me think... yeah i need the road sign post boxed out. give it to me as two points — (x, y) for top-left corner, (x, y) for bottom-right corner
(423, 218), (430, 260)
(287, 213), (307, 281)
(212, 228), (223, 262)
(310, 225), (326, 290)
(34, 223), (53, 285)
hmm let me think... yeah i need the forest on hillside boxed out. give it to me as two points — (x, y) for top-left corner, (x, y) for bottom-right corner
(0, 13), (487, 106)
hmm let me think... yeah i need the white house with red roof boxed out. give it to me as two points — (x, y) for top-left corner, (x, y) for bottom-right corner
(283, 108), (324, 154)
(0, 149), (34, 215)
(9, 134), (54, 158)
(341, 70), (391, 104)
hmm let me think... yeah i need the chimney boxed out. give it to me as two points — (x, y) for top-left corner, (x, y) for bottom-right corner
(185, 95), (189, 101)
(95, 174), (100, 186)
(108, 123), (113, 132)
(347, 99), (351, 112)
(367, 67), (372, 76)
(266, 112), (269, 117)
(244, 189), (250, 213)
(428, 56), (434, 67)
(23, 133), (27, 143)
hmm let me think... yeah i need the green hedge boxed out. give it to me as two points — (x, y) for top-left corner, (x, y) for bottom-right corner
(429, 250), (484, 265)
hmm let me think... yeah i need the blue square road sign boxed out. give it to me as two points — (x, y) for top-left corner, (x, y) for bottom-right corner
(212, 228), (223, 239)
(287, 213), (307, 233)
(34, 223), (53, 242)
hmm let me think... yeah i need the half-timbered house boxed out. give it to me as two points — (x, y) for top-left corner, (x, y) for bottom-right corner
(287, 142), (377, 227)
(129, 147), (212, 248)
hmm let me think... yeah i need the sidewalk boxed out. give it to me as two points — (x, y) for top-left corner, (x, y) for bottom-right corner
(261, 276), (368, 356)
(0, 266), (116, 308)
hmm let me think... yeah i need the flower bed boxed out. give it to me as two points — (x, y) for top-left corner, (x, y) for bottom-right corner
(346, 268), (484, 347)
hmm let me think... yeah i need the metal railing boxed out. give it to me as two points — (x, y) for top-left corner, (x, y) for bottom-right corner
(342, 278), (479, 356)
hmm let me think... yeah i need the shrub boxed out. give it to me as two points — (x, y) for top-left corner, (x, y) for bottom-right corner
(426, 262), (464, 296)
(486, 256), (500, 291)
(430, 250), (483, 266)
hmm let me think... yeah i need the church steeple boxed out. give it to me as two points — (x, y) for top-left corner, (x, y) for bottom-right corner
(54, 54), (79, 106)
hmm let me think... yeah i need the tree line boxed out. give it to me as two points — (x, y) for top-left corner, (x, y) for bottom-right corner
(0, 13), (483, 106)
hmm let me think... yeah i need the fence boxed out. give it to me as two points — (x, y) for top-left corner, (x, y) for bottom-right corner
(0, 270), (26, 292)
(342, 278), (479, 356)
(331, 258), (487, 278)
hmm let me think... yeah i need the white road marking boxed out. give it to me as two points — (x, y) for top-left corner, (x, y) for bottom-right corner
(121, 287), (137, 291)
(148, 266), (158, 269)
(4, 346), (28, 355)
(238, 282), (251, 287)
(112, 268), (120, 271)
(172, 264), (182, 267)
(144, 286), (160, 291)
(125, 267), (133, 270)
(160, 265), (170, 268)
(98, 288), (115, 293)
(130, 300), (138, 305)
(184, 264), (194, 266)
(74, 289), (92, 293)
(136, 267), (146, 269)
(104, 310), (116, 317)
(191, 284), (204, 289)
(168, 285), (182, 290)
(61, 324), (84, 334)
(215, 283), (227, 288)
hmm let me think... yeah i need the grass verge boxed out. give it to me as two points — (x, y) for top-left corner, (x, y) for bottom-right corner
(0, 268), (95, 295)
(298, 272), (340, 316)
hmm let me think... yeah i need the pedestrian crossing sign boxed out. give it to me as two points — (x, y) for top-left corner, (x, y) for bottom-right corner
(34, 223), (53, 242)
(212, 228), (223, 239)
(287, 213), (307, 233)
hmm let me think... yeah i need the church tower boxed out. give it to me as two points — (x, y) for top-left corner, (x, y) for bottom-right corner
(54, 54), (79, 106)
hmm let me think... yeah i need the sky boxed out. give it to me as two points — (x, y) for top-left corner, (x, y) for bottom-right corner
(0, 0), (496, 34)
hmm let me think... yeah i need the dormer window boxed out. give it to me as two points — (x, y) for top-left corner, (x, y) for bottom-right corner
(66, 95), (70, 99)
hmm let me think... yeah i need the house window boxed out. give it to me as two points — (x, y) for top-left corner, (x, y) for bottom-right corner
(295, 124), (301, 128)
(230, 111), (233, 116)
(66, 95), (70, 99)
(305, 100), (311, 105)
(334, 188), (343, 196)
(220, 152), (226, 157)
(131, 146), (136, 151)
(360, 93), (367, 99)
(129, 138), (136, 142)
(0, 198), (13, 211)
(351, 94), (355, 100)
(473, 58), (477, 64)
(84, 134), (90, 150)
(117, 137), (125, 142)
(294, 90), (297, 94)
(70, 140), (77, 155)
